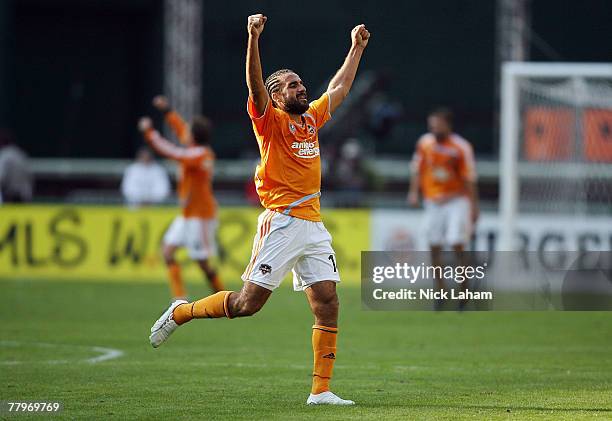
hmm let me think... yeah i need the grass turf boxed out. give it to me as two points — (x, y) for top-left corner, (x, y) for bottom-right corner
(1, 279), (611, 420)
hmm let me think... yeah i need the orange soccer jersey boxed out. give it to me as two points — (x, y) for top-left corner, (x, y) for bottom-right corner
(143, 112), (217, 219)
(411, 133), (476, 202)
(247, 92), (332, 221)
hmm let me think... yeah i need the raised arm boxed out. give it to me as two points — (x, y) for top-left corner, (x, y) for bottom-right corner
(246, 14), (269, 116)
(408, 142), (423, 207)
(137, 117), (203, 165)
(152, 95), (190, 145)
(408, 172), (420, 207)
(460, 146), (480, 224)
(327, 24), (370, 114)
(466, 180), (480, 225)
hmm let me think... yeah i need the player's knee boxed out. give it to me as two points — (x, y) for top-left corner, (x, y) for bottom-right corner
(323, 291), (339, 308)
(197, 259), (211, 273)
(162, 244), (177, 264)
(313, 292), (339, 316)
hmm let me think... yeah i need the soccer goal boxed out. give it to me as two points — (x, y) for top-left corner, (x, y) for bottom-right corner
(498, 62), (612, 250)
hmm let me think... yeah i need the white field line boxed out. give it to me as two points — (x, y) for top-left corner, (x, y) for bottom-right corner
(87, 346), (125, 363)
(0, 341), (124, 364)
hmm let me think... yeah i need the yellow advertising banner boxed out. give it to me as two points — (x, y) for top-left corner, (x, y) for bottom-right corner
(0, 205), (369, 285)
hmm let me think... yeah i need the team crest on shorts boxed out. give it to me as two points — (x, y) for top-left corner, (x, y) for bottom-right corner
(259, 264), (272, 275)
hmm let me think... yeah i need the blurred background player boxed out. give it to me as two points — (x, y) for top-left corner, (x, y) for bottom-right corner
(0, 129), (32, 204)
(148, 13), (369, 406)
(408, 108), (479, 309)
(120, 146), (170, 208)
(138, 96), (224, 299)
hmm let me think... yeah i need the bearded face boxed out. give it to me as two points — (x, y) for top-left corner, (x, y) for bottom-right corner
(283, 92), (309, 114)
(428, 115), (452, 141)
(274, 73), (309, 115)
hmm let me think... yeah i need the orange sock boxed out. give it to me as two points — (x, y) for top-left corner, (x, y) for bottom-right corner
(311, 325), (338, 394)
(210, 274), (225, 292)
(168, 263), (186, 299)
(172, 291), (233, 325)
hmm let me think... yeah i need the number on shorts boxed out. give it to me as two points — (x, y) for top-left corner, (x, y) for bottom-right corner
(328, 254), (337, 272)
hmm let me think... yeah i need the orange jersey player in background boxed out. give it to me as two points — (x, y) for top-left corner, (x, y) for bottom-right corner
(148, 13), (370, 406)
(137, 96), (224, 300)
(408, 107), (479, 310)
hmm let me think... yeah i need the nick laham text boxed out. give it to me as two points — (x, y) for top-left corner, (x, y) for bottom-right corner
(373, 288), (493, 301)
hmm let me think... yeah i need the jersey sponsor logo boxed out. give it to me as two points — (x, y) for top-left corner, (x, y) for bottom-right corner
(259, 263), (272, 275)
(201, 159), (213, 172)
(291, 141), (320, 159)
(432, 166), (451, 182)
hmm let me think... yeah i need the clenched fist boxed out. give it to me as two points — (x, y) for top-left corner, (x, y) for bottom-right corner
(247, 14), (267, 37)
(351, 24), (370, 49)
(152, 95), (170, 112)
(138, 117), (153, 133)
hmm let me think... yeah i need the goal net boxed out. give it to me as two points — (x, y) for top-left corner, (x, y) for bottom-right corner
(499, 63), (612, 250)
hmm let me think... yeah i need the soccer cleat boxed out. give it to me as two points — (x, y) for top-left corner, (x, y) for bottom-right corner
(149, 299), (188, 348)
(306, 391), (355, 405)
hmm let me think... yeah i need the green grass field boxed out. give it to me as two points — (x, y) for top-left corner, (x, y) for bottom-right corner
(1, 279), (611, 420)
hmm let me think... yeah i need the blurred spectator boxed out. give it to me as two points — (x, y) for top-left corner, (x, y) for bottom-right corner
(367, 93), (402, 140)
(121, 146), (170, 207)
(0, 129), (33, 203)
(332, 138), (377, 207)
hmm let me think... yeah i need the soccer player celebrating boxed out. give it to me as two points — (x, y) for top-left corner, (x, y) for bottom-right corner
(408, 108), (479, 309)
(148, 13), (370, 406)
(138, 97), (224, 300)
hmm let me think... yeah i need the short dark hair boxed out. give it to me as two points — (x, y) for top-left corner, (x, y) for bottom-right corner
(428, 107), (454, 126)
(191, 116), (212, 145)
(265, 69), (295, 105)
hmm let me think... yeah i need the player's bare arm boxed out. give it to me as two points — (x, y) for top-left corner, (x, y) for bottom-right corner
(138, 116), (196, 162)
(151, 95), (191, 144)
(466, 181), (480, 223)
(408, 172), (420, 207)
(409, 142), (421, 206)
(246, 13), (268, 116)
(327, 24), (370, 114)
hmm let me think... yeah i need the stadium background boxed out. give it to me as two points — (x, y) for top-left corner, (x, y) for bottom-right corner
(1, 0), (610, 159)
(0, 0), (610, 275)
(1, 1), (611, 419)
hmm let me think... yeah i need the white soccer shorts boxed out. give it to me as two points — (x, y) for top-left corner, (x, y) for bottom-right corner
(241, 209), (341, 291)
(423, 195), (471, 247)
(163, 216), (218, 260)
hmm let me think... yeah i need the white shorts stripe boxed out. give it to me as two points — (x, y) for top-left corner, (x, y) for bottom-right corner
(242, 210), (275, 279)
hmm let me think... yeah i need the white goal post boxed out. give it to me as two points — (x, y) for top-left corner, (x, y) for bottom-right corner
(499, 62), (612, 251)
